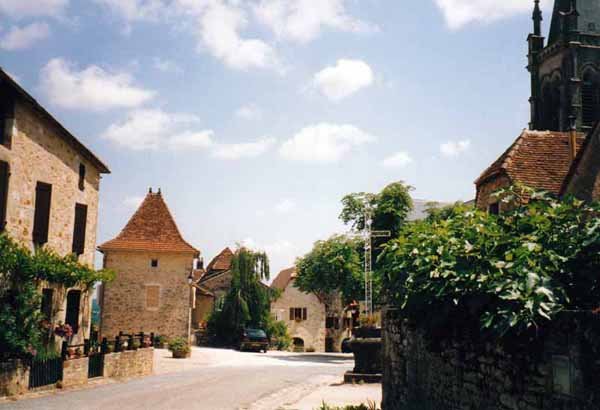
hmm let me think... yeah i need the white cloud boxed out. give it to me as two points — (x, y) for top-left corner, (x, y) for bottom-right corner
(211, 137), (276, 160)
(235, 103), (262, 120)
(102, 109), (203, 150)
(94, 0), (167, 23)
(274, 198), (296, 214)
(0, 23), (50, 51)
(168, 131), (214, 151)
(440, 140), (471, 157)
(434, 0), (551, 30)
(280, 123), (376, 163)
(0, 0), (68, 18)
(180, 0), (280, 71)
(253, 0), (377, 44)
(313, 59), (374, 101)
(383, 151), (413, 168)
(123, 195), (144, 210)
(40, 58), (155, 111)
(241, 237), (298, 275)
(153, 58), (183, 74)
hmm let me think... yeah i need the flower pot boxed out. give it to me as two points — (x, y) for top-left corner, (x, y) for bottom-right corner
(171, 349), (191, 359)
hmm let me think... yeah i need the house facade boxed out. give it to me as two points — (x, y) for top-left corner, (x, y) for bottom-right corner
(0, 68), (110, 344)
(271, 268), (351, 353)
(99, 190), (199, 341)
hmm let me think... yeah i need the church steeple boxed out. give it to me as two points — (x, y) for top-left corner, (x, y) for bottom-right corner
(529, 0), (600, 132)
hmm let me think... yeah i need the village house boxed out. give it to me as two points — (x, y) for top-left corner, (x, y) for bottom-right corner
(0, 68), (110, 345)
(270, 267), (352, 353)
(98, 189), (199, 341)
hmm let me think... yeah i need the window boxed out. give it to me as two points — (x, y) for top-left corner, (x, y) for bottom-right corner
(151, 259), (159, 268)
(582, 70), (600, 128)
(72, 203), (88, 255)
(33, 182), (52, 245)
(65, 290), (81, 335)
(488, 202), (500, 215)
(41, 289), (54, 321)
(78, 164), (86, 191)
(145, 285), (160, 310)
(0, 160), (8, 232)
(289, 307), (307, 321)
(541, 81), (561, 131)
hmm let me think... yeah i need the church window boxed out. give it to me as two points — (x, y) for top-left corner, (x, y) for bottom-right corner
(542, 81), (561, 131)
(582, 70), (600, 128)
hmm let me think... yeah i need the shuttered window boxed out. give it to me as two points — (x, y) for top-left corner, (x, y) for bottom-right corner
(0, 161), (8, 232)
(71, 203), (87, 255)
(41, 289), (54, 321)
(78, 164), (85, 191)
(65, 290), (81, 335)
(33, 182), (52, 245)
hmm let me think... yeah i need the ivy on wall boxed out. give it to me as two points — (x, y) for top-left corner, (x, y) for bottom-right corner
(0, 234), (114, 358)
(380, 187), (600, 340)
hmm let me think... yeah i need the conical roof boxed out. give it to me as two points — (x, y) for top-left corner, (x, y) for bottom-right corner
(99, 191), (199, 255)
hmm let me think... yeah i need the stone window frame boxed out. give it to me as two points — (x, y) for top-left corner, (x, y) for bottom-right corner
(290, 307), (308, 321)
(144, 284), (161, 311)
(150, 259), (159, 268)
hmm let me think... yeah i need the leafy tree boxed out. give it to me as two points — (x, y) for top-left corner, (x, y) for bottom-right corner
(207, 247), (275, 346)
(295, 235), (364, 304)
(379, 188), (600, 341)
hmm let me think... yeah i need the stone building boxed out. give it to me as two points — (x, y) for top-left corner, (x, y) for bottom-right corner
(271, 268), (351, 353)
(0, 68), (110, 344)
(99, 190), (199, 341)
(191, 247), (234, 328)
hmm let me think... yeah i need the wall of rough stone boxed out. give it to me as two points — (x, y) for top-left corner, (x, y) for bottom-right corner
(476, 174), (512, 211)
(0, 360), (29, 397)
(382, 308), (600, 410)
(103, 348), (153, 379)
(271, 279), (326, 352)
(101, 251), (193, 341)
(62, 357), (88, 388)
(0, 100), (103, 344)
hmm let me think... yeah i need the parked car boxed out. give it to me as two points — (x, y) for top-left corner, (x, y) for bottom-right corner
(341, 338), (353, 353)
(239, 328), (269, 352)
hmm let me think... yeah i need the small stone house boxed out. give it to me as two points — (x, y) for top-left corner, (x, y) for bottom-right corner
(191, 247), (234, 328)
(0, 68), (110, 345)
(98, 189), (199, 341)
(271, 268), (351, 353)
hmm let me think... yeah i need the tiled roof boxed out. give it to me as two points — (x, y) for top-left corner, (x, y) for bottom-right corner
(271, 267), (297, 291)
(98, 191), (199, 255)
(475, 130), (585, 195)
(206, 248), (234, 273)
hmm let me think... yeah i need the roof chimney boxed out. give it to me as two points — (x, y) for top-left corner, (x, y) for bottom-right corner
(569, 115), (578, 163)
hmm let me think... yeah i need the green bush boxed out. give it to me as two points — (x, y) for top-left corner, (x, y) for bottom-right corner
(380, 187), (600, 341)
(265, 318), (292, 351)
(168, 337), (190, 355)
(316, 401), (379, 410)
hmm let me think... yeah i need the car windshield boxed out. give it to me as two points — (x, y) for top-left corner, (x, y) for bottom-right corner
(246, 329), (267, 338)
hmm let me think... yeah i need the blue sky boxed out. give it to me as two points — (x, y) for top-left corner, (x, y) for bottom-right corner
(0, 0), (551, 275)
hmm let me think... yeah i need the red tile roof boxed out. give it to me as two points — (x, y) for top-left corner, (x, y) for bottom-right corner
(475, 130), (585, 195)
(206, 248), (234, 273)
(98, 191), (199, 255)
(271, 267), (297, 291)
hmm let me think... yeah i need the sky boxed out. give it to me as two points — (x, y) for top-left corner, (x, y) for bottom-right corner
(0, 0), (554, 276)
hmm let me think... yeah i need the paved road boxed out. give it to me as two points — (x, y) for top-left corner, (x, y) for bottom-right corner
(0, 348), (354, 410)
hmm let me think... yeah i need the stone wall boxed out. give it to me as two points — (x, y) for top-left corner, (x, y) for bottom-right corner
(0, 99), (104, 344)
(382, 308), (600, 410)
(62, 357), (88, 388)
(0, 360), (29, 397)
(104, 348), (153, 379)
(271, 279), (326, 352)
(101, 251), (193, 341)
(476, 174), (512, 211)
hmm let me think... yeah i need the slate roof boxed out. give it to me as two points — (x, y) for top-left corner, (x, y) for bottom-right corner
(271, 267), (297, 291)
(0, 68), (110, 174)
(475, 130), (585, 195)
(98, 191), (199, 255)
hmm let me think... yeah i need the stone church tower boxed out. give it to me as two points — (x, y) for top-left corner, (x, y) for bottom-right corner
(528, 0), (600, 132)
(99, 189), (199, 341)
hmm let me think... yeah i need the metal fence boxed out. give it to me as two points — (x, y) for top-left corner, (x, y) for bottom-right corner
(28, 357), (62, 389)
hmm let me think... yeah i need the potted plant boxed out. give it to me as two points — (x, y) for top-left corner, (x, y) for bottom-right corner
(168, 337), (191, 359)
(154, 335), (167, 349)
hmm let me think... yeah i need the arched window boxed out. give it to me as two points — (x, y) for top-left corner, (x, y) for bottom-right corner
(582, 70), (600, 128)
(541, 80), (561, 131)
